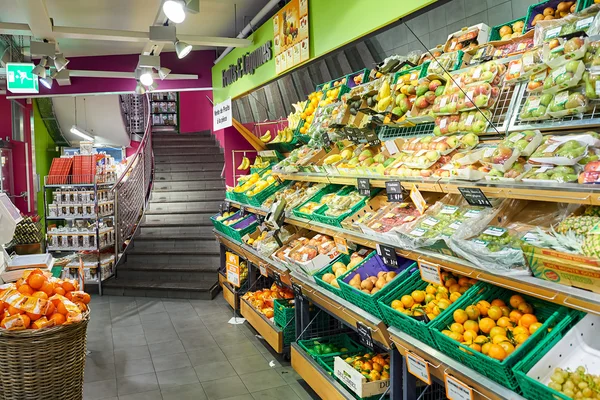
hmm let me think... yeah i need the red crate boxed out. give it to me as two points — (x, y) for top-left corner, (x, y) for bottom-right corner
(47, 158), (73, 184)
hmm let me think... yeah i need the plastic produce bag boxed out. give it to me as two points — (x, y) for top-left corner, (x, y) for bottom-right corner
(500, 130), (543, 156)
(522, 165), (580, 183)
(543, 37), (587, 69)
(547, 88), (589, 118)
(519, 93), (552, 121)
(529, 135), (591, 165)
(526, 69), (548, 93)
(543, 60), (585, 94)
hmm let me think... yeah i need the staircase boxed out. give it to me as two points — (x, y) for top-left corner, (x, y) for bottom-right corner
(103, 131), (224, 299)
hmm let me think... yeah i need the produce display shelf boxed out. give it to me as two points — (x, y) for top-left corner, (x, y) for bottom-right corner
(388, 328), (526, 400)
(240, 297), (285, 353)
(46, 214), (114, 221)
(226, 201), (600, 316)
(291, 343), (357, 400)
(222, 280), (237, 310)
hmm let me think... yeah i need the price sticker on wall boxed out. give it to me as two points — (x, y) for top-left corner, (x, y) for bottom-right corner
(418, 260), (443, 286)
(445, 373), (474, 400)
(334, 236), (349, 255)
(406, 352), (431, 385)
(226, 252), (241, 287)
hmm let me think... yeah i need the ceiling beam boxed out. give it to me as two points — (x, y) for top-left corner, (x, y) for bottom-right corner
(0, 68), (198, 80)
(19, 0), (53, 39)
(143, 6), (168, 56)
(0, 22), (31, 36)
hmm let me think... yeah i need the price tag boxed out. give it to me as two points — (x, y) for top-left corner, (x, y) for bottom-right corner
(273, 271), (283, 287)
(220, 201), (231, 216)
(356, 321), (374, 350)
(357, 178), (371, 196)
(334, 236), (349, 254)
(386, 180), (404, 202)
(545, 26), (562, 39)
(377, 243), (398, 268)
(576, 16), (594, 31)
(384, 140), (399, 155)
(292, 282), (304, 300)
(458, 187), (492, 207)
(406, 352), (431, 385)
(259, 150), (277, 158)
(321, 130), (331, 146)
(410, 186), (427, 215)
(418, 260), (443, 286)
(482, 226), (506, 237)
(226, 252), (241, 287)
(259, 264), (269, 277)
(364, 129), (381, 146)
(239, 204), (247, 216)
(445, 373), (474, 400)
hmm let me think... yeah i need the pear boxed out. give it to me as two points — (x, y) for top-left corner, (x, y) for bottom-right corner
(385, 271), (397, 282)
(361, 279), (374, 291)
(349, 274), (361, 286)
(376, 278), (386, 289)
(377, 271), (386, 279)
(331, 279), (340, 288)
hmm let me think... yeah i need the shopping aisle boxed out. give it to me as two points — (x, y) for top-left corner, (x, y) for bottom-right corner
(84, 295), (319, 400)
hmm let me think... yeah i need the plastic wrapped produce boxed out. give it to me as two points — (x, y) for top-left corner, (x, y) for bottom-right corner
(519, 93), (553, 121)
(457, 82), (500, 112)
(523, 165), (580, 183)
(500, 130), (543, 156)
(486, 159), (532, 182)
(543, 37), (588, 69)
(481, 145), (520, 172)
(521, 48), (546, 77)
(542, 60), (585, 94)
(547, 88), (589, 118)
(434, 110), (490, 136)
(505, 59), (523, 82)
(529, 136), (589, 165)
(526, 69), (548, 93)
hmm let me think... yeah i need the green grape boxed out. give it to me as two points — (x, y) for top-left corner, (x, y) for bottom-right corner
(565, 380), (576, 390)
(577, 367), (586, 374)
(583, 388), (593, 397)
(579, 382), (589, 390)
(564, 389), (576, 398)
(553, 373), (566, 384)
(549, 382), (563, 391)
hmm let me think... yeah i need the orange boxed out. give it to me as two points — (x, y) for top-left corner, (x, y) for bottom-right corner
(27, 274), (45, 290)
(76, 302), (87, 312)
(54, 287), (66, 296)
(499, 341), (515, 356)
(497, 317), (512, 328)
(489, 326), (507, 338)
(15, 278), (24, 288)
(479, 317), (496, 334)
(41, 281), (55, 296)
(463, 320), (479, 333)
(391, 300), (403, 310)
(469, 343), (482, 353)
(481, 342), (492, 355)
(26, 312), (42, 321)
(509, 294), (525, 308)
(465, 305), (480, 320)
(463, 330), (478, 344)
(401, 295), (414, 308)
(56, 302), (68, 316)
(65, 292), (73, 301)
(264, 309), (274, 318)
(32, 291), (48, 300)
(492, 335), (509, 344)
(517, 302), (534, 314)
(62, 281), (76, 292)
(519, 314), (538, 328)
(450, 323), (465, 334)
(7, 305), (23, 315)
(509, 310), (523, 324)
(17, 284), (34, 296)
(453, 309), (468, 324)
(474, 335), (489, 345)
(500, 306), (511, 317)
(458, 277), (470, 287)
(49, 313), (66, 325)
(448, 332), (463, 342)
(529, 322), (543, 334)
(476, 300), (491, 316)
(411, 290), (425, 303)
(444, 278), (457, 288)
(450, 292), (462, 303)
(487, 344), (507, 361)
(487, 306), (503, 321)
(490, 299), (506, 307)
(425, 285), (437, 295)
(45, 302), (55, 316)
(514, 333), (530, 344)
(513, 326), (529, 336)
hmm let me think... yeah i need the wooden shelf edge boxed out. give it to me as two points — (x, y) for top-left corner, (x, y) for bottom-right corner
(240, 298), (284, 353)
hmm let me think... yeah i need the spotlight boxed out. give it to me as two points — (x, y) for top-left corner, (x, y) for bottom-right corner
(53, 53), (69, 72)
(50, 69), (59, 79)
(158, 67), (171, 80)
(32, 64), (46, 78)
(148, 81), (158, 91)
(175, 40), (192, 59)
(70, 125), (94, 141)
(134, 81), (146, 95)
(163, 0), (186, 23)
(140, 68), (154, 86)
(40, 76), (53, 89)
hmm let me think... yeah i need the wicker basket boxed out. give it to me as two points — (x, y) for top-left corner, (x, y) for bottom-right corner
(0, 310), (90, 400)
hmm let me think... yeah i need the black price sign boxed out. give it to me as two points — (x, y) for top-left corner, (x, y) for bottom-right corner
(292, 282), (304, 300)
(385, 180), (404, 202)
(321, 130), (331, 146)
(458, 187), (493, 207)
(363, 129), (381, 146)
(272, 271), (283, 287)
(377, 243), (398, 268)
(357, 178), (371, 196)
(219, 201), (231, 216)
(266, 229), (283, 247)
(356, 321), (374, 350)
(345, 127), (363, 143)
(239, 204), (247, 216)
(256, 214), (265, 224)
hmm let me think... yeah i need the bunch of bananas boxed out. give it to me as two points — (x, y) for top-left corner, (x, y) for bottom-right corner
(237, 156), (250, 170)
(260, 130), (273, 143)
(251, 156), (270, 169)
(268, 127), (294, 143)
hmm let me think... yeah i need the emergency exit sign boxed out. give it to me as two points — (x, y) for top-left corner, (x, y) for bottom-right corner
(6, 63), (39, 94)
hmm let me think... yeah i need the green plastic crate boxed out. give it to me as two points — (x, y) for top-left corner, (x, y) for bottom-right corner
(525, 0), (587, 31)
(377, 123), (434, 141)
(225, 191), (236, 201)
(273, 298), (295, 330)
(378, 273), (483, 349)
(489, 17), (526, 41)
(338, 253), (418, 319)
(266, 136), (301, 153)
(224, 215), (259, 242)
(210, 210), (243, 235)
(292, 184), (342, 221)
(312, 190), (368, 228)
(513, 310), (586, 400)
(245, 179), (286, 207)
(577, 0), (593, 11)
(314, 254), (351, 298)
(430, 284), (569, 391)
(282, 323), (296, 346)
(392, 62), (429, 84)
(298, 334), (364, 360)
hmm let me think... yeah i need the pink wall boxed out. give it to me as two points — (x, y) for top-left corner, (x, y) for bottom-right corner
(0, 95), (11, 140)
(179, 90), (213, 134)
(212, 126), (256, 187)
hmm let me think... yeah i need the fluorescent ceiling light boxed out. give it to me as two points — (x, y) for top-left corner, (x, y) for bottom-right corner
(40, 76), (53, 89)
(54, 53), (69, 72)
(139, 68), (154, 86)
(134, 81), (146, 95)
(70, 125), (94, 141)
(163, 0), (186, 23)
(175, 40), (192, 59)
(158, 67), (171, 80)
(32, 64), (46, 78)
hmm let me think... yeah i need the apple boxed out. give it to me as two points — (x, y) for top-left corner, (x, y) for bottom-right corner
(448, 121), (459, 133)
(424, 91), (436, 104)
(471, 120), (487, 134)
(416, 83), (429, 96)
(429, 80), (442, 92)
(461, 133), (478, 148)
(415, 96), (429, 109)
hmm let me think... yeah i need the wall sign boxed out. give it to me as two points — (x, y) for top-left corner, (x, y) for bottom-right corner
(222, 41), (273, 87)
(273, 0), (309, 74)
(6, 63), (39, 94)
(213, 98), (232, 130)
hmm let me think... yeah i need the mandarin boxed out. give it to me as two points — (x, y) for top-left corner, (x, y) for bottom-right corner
(49, 313), (66, 325)
(28, 274), (45, 290)
(18, 284), (34, 296)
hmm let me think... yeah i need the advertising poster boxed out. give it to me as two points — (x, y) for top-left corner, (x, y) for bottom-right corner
(273, 0), (309, 74)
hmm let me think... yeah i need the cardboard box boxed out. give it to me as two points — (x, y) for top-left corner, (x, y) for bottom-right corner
(334, 357), (390, 397)
(444, 23), (490, 53)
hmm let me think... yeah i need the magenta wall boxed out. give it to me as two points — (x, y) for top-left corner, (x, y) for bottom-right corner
(212, 126), (256, 187)
(179, 90), (213, 134)
(0, 95), (11, 140)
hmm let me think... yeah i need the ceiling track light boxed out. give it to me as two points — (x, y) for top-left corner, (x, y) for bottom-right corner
(139, 68), (154, 86)
(147, 81), (158, 91)
(53, 53), (69, 72)
(158, 67), (171, 80)
(70, 125), (94, 141)
(32, 64), (46, 78)
(175, 39), (192, 59)
(163, 0), (186, 23)
(134, 81), (146, 95)
(40, 76), (53, 89)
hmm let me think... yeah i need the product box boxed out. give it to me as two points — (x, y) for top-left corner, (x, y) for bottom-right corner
(523, 242), (600, 294)
(334, 357), (390, 397)
(444, 23), (490, 53)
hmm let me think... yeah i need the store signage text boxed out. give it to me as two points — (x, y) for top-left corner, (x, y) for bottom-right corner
(222, 41), (272, 87)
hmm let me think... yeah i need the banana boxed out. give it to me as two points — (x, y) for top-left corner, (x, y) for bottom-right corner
(260, 130), (272, 143)
(286, 128), (293, 142)
(237, 157), (250, 170)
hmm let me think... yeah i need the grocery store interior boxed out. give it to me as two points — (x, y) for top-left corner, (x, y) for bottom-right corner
(3, 0), (600, 399)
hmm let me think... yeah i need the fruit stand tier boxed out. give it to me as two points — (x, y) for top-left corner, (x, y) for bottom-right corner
(225, 200), (600, 317)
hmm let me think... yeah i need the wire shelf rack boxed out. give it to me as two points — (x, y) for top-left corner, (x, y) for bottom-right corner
(377, 122), (435, 141)
(486, 80), (521, 136)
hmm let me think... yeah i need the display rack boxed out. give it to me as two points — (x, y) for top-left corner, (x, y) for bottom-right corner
(43, 175), (118, 294)
(150, 92), (179, 132)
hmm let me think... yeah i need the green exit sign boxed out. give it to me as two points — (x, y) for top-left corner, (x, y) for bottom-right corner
(6, 63), (39, 94)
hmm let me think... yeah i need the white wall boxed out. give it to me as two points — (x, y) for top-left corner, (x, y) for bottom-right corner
(52, 95), (129, 146)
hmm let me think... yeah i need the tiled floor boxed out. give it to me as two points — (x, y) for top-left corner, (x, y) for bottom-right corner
(85, 294), (320, 400)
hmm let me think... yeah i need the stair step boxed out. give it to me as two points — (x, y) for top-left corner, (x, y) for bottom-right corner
(142, 213), (214, 226)
(153, 146), (222, 156)
(153, 154), (224, 163)
(102, 278), (220, 299)
(152, 138), (217, 145)
(146, 202), (220, 214)
(126, 253), (220, 265)
(152, 131), (211, 137)
(154, 170), (223, 181)
(152, 180), (225, 192)
(137, 225), (216, 238)
(130, 239), (219, 252)
(154, 164), (223, 173)
(117, 262), (219, 282)
(150, 191), (225, 203)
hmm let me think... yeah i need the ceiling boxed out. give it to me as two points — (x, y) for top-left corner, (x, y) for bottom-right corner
(0, 0), (270, 57)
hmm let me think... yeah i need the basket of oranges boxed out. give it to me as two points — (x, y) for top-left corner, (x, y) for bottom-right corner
(0, 269), (91, 400)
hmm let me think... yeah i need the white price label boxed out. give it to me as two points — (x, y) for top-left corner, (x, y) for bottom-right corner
(509, 133), (525, 143)
(449, 221), (462, 230)
(416, 149), (428, 156)
(440, 206), (459, 215)
(464, 209), (481, 218)
(440, 118), (447, 128)
(544, 142), (561, 154)
(554, 91), (569, 106)
(466, 90), (474, 101)
(385, 140), (399, 155)
(576, 16), (594, 30)
(445, 373), (474, 400)
(465, 114), (475, 126)
(410, 72), (418, 80)
(545, 26), (562, 39)
(406, 352), (431, 385)
(418, 260), (443, 286)
(536, 165), (551, 173)
(509, 62), (521, 74)
(440, 97), (448, 107)
(259, 265), (268, 277)
(523, 53), (534, 67)
(527, 98), (541, 111)
(423, 217), (439, 226)
(483, 226), (506, 237)
(472, 67), (481, 79)
(552, 66), (567, 80)
(595, 80), (600, 96)
(410, 227), (427, 237)
(522, 232), (540, 243)
(483, 147), (496, 158)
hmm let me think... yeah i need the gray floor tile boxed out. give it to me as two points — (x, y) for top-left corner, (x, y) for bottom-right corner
(117, 372), (159, 396)
(194, 361), (237, 382)
(220, 342), (261, 360)
(239, 370), (287, 393)
(176, 327), (211, 340)
(288, 382), (318, 400)
(115, 357), (155, 377)
(112, 324), (144, 337)
(149, 340), (186, 357)
(112, 314), (142, 328)
(251, 385), (301, 400)
(83, 379), (117, 400)
(88, 337), (114, 352)
(203, 321), (246, 336)
(114, 345), (151, 363)
(140, 311), (170, 323)
(113, 333), (147, 349)
(262, 353), (286, 368)
(117, 390), (163, 400)
(137, 302), (166, 315)
(156, 366), (199, 389)
(228, 355), (272, 375)
(274, 366), (302, 384)
(144, 327), (179, 345)
(110, 296), (138, 303)
(195, 304), (230, 316)
(220, 396), (254, 400)
(90, 295), (110, 305)
(213, 331), (248, 347)
(187, 346), (228, 365)
(161, 382), (207, 400)
(172, 318), (205, 333)
(84, 360), (116, 383)
(180, 334), (217, 351)
(87, 349), (115, 365)
(199, 310), (234, 324)
(201, 376), (250, 400)
(152, 352), (192, 372)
